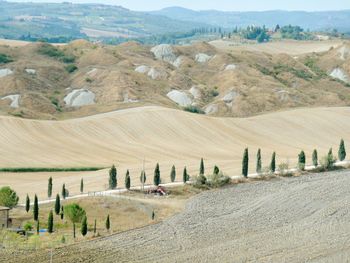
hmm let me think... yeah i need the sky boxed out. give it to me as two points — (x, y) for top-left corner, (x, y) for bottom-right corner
(8, 0), (350, 11)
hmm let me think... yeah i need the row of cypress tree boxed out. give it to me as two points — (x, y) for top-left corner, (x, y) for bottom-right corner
(242, 139), (346, 177)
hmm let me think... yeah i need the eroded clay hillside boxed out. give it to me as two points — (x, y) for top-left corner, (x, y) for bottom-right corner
(0, 40), (349, 119)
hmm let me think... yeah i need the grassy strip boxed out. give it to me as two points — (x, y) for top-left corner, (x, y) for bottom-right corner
(0, 167), (105, 173)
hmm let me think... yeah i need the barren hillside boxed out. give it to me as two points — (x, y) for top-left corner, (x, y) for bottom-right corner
(0, 40), (350, 119)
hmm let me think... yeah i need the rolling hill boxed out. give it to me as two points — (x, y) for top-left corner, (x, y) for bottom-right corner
(0, 39), (349, 119)
(152, 7), (350, 32)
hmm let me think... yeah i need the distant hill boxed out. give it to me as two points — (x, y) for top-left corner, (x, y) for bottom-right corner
(0, 1), (207, 42)
(151, 7), (350, 32)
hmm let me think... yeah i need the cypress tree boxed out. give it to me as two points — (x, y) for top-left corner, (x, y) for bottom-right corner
(312, 149), (318, 167)
(154, 163), (161, 186)
(200, 158), (205, 175)
(298, 150), (306, 170)
(242, 148), (249, 178)
(109, 165), (117, 189)
(140, 170), (146, 184)
(80, 178), (84, 194)
(48, 177), (53, 198)
(270, 152), (276, 173)
(125, 170), (131, 190)
(55, 194), (60, 215)
(62, 184), (66, 199)
(36, 220), (40, 235)
(170, 165), (176, 182)
(25, 194), (30, 213)
(338, 139), (346, 161)
(94, 219), (97, 235)
(81, 215), (88, 236)
(106, 214), (110, 231)
(33, 194), (39, 221)
(256, 149), (262, 174)
(60, 205), (64, 220)
(48, 210), (54, 233)
(183, 167), (189, 183)
(213, 165), (220, 175)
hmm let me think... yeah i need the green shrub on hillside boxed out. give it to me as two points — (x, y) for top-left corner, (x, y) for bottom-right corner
(65, 64), (78, 73)
(184, 106), (205, 114)
(0, 53), (13, 64)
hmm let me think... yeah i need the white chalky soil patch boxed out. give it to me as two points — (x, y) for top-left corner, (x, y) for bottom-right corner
(0, 68), (13, 78)
(64, 89), (96, 107)
(1, 94), (20, 108)
(167, 90), (192, 107)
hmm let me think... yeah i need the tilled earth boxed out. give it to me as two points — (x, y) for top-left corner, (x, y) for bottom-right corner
(3, 170), (350, 262)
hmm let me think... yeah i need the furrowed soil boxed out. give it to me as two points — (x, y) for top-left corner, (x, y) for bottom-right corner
(3, 170), (350, 262)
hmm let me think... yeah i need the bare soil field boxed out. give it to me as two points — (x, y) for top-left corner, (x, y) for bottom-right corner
(3, 170), (350, 262)
(1, 106), (350, 201)
(210, 39), (343, 55)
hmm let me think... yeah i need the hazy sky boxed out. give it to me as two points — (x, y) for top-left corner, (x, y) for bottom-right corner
(8, 0), (350, 11)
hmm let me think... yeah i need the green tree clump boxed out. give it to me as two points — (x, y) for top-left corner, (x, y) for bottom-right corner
(81, 215), (88, 236)
(200, 158), (205, 175)
(154, 163), (161, 186)
(25, 194), (30, 213)
(338, 139), (346, 161)
(312, 149), (318, 167)
(33, 194), (39, 221)
(55, 194), (61, 215)
(270, 152), (276, 173)
(64, 203), (86, 238)
(48, 210), (54, 234)
(242, 148), (249, 178)
(109, 165), (117, 189)
(48, 177), (53, 198)
(256, 149), (262, 174)
(125, 170), (131, 190)
(298, 150), (306, 170)
(170, 165), (176, 182)
(0, 186), (19, 208)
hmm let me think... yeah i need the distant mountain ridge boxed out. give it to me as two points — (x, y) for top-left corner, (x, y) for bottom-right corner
(151, 7), (350, 32)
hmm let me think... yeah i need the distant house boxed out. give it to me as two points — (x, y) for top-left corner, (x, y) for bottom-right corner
(0, 206), (10, 228)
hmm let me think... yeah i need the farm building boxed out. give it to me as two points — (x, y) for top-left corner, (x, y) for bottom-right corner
(0, 206), (10, 228)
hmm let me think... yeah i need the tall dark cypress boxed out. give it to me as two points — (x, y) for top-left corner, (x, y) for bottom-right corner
(48, 177), (53, 198)
(25, 194), (30, 213)
(312, 149), (318, 167)
(200, 158), (205, 175)
(60, 205), (64, 220)
(81, 215), (88, 236)
(36, 220), (40, 235)
(106, 214), (110, 231)
(270, 152), (276, 173)
(94, 219), (97, 235)
(256, 149), (262, 174)
(170, 165), (176, 182)
(48, 210), (54, 233)
(338, 139), (346, 161)
(183, 167), (189, 183)
(80, 178), (84, 193)
(109, 165), (117, 189)
(242, 148), (249, 178)
(298, 150), (306, 170)
(154, 163), (161, 186)
(62, 184), (66, 199)
(33, 194), (39, 221)
(213, 165), (220, 175)
(55, 194), (60, 215)
(125, 170), (131, 190)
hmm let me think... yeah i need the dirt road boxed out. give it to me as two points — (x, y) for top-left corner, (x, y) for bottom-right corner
(4, 170), (350, 262)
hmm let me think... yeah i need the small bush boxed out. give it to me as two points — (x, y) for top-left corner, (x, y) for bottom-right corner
(278, 162), (293, 177)
(184, 106), (205, 114)
(65, 64), (78, 73)
(0, 53), (13, 64)
(206, 172), (230, 188)
(37, 43), (65, 58)
(61, 55), (75, 63)
(320, 154), (336, 170)
(193, 174), (207, 188)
